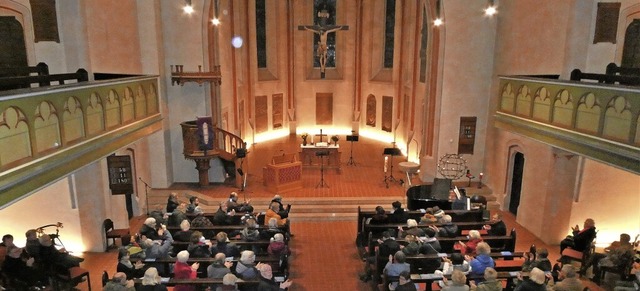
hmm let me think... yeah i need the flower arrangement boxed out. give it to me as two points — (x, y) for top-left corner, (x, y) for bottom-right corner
(331, 135), (340, 144)
(301, 133), (309, 145)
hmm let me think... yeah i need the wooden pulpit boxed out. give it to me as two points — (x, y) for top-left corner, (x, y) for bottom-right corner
(263, 153), (303, 193)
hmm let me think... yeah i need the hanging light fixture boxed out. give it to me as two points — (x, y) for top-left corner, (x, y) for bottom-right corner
(484, 0), (497, 16)
(433, 0), (443, 26)
(183, 0), (194, 14)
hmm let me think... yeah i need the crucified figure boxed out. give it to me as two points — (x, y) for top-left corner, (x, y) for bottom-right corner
(299, 25), (349, 74)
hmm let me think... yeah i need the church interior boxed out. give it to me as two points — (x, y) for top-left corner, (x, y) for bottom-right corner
(0, 0), (639, 290)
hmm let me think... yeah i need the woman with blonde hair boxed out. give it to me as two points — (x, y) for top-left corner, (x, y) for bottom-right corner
(442, 269), (470, 291)
(139, 267), (168, 291)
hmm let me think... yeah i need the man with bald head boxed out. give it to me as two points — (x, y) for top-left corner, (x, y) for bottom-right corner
(547, 264), (583, 291)
(560, 218), (596, 254)
(104, 272), (135, 290)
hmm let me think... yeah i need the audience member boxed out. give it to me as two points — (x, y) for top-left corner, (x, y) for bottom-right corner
(401, 235), (422, 256)
(269, 194), (291, 219)
(267, 233), (289, 257)
(37, 234), (83, 270)
(139, 218), (162, 240)
(173, 251), (199, 291)
(420, 227), (442, 254)
(104, 272), (135, 291)
(265, 203), (288, 227)
(2, 245), (46, 285)
(469, 267), (502, 291)
(547, 264), (582, 291)
(210, 232), (240, 259)
(208, 253), (233, 289)
(397, 219), (425, 238)
(434, 208), (446, 223)
(260, 218), (286, 241)
(187, 231), (212, 258)
(484, 213), (507, 236)
(241, 218), (261, 242)
(0, 234), (14, 267)
(213, 201), (236, 225)
(389, 201), (410, 224)
(436, 215), (459, 238)
(148, 206), (167, 229)
(217, 273), (239, 291)
(560, 218), (596, 254)
(24, 229), (40, 259)
(138, 267), (168, 291)
(141, 230), (173, 260)
(384, 251), (411, 290)
(441, 269), (470, 291)
(468, 242), (495, 277)
(360, 231), (400, 282)
(514, 267), (547, 291)
(166, 192), (180, 213)
(395, 270), (418, 291)
(458, 230), (483, 255)
(256, 262), (293, 290)
(186, 196), (202, 215)
(440, 253), (471, 275)
(190, 212), (215, 238)
(116, 248), (146, 279)
(235, 250), (259, 279)
(173, 220), (193, 243)
(522, 248), (552, 272)
(228, 192), (253, 213)
(613, 260), (639, 291)
(168, 203), (188, 227)
(590, 233), (635, 284)
(419, 207), (438, 225)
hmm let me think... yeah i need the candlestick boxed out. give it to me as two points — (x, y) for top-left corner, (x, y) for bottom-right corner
(478, 172), (484, 188)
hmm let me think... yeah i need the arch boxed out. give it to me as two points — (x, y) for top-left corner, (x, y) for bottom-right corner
(515, 85), (532, 117)
(86, 92), (105, 135)
(0, 0), (36, 65)
(551, 90), (573, 128)
(34, 101), (60, 153)
(105, 90), (121, 129)
(532, 87), (551, 122)
(0, 106), (31, 166)
(575, 92), (601, 134)
(62, 96), (84, 143)
(122, 87), (135, 124)
(602, 96), (632, 141)
(615, 4), (640, 65)
(504, 143), (526, 215)
(134, 85), (147, 119)
(500, 83), (515, 113)
(147, 84), (158, 114)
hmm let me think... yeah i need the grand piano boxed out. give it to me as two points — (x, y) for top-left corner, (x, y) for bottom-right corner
(406, 178), (467, 210)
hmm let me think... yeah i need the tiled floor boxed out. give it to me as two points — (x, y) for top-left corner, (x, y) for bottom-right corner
(71, 135), (605, 290)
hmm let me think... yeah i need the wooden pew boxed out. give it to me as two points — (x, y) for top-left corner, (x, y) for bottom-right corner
(133, 277), (260, 287)
(363, 221), (492, 239)
(367, 228), (517, 256)
(357, 206), (485, 236)
(131, 254), (287, 278)
(166, 225), (287, 234)
(374, 251), (525, 282)
(408, 271), (528, 291)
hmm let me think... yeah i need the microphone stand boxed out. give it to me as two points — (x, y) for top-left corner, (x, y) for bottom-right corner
(139, 177), (151, 215)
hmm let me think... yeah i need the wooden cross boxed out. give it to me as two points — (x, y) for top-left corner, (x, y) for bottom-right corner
(315, 129), (327, 143)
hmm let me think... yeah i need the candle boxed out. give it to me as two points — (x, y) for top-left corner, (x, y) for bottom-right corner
(479, 172), (484, 178)
(384, 156), (388, 173)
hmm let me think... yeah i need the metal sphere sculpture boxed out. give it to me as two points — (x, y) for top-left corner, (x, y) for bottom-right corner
(437, 154), (467, 179)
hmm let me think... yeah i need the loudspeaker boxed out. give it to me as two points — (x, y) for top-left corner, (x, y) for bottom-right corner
(236, 148), (247, 158)
(346, 135), (359, 142)
(431, 178), (452, 200)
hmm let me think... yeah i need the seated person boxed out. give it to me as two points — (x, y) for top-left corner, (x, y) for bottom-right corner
(421, 227), (442, 254)
(484, 213), (507, 236)
(560, 218), (596, 254)
(613, 260), (639, 291)
(435, 215), (459, 238)
(210, 232), (240, 259)
(269, 194), (291, 219)
(186, 196), (203, 215)
(2, 246), (46, 285)
(173, 251), (199, 291)
(139, 218), (162, 241)
(173, 220), (193, 243)
(256, 263), (293, 290)
(441, 269), (470, 291)
(116, 248), (146, 280)
(207, 253), (233, 289)
(260, 218), (286, 241)
(140, 229), (173, 260)
(24, 229), (41, 260)
(401, 235), (422, 256)
(457, 230), (483, 255)
(467, 242), (495, 277)
(228, 192), (253, 213)
(547, 264), (583, 291)
(419, 207), (438, 225)
(522, 247), (552, 272)
(168, 203), (188, 227)
(235, 250), (259, 279)
(166, 192), (180, 213)
(395, 270), (418, 291)
(265, 203), (288, 227)
(514, 267), (548, 291)
(218, 273), (239, 291)
(187, 231), (212, 258)
(138, 267), (168, 291)
(360, 231), (400, 282)
(240, 218), (261, 242)
(397, 219), (425, 238)
(104, 272), (135, 291)
(384, 251), (411, 290)
(213, 201), (236, 225)
(267, 233), (290, 257)
(469, 267), (502, 291)
(436, 253), (471, 288)
(190, 212), (215, 239)
(590, 233), (635, 284)
(388, 201), (410, 224)
(37, 234), (84, 270)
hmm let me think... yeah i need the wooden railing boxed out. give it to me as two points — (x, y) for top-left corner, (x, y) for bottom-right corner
(0, 68), (88, 89)
(214, 127), (246, 161)
(496, 75), (640, 174)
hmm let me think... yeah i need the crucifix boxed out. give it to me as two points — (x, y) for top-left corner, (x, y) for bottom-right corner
(298, 9), (349, 79)
(315, 129), (327, 143)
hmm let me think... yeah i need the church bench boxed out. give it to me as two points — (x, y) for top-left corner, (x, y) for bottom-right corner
(131, 254), (287, 277)
(357, 206), (484, 236)
(366, 229), (516, 256)
(166, 225), (287, 234)
(133, 277), (260, 287)
(363, 220), (493, 239)
(408, 271), (528, 291)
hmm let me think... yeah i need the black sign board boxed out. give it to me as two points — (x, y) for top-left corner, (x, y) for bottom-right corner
(107, 155), (133, 195)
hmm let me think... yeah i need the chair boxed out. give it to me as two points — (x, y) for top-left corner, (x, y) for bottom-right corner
(597, 255), (635, 284)
(55, 266), (91, 291)
(103, 218), (130, 252)
(102, 270), (109, 286)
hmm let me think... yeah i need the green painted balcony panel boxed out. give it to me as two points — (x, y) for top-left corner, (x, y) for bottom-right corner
(496, 76), (640, 174)
(0, 76), (162, 207)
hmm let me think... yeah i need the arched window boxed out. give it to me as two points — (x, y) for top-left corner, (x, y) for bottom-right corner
(621, 19), (640, 68)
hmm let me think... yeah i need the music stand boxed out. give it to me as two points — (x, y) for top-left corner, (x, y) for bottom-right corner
(346, 134), (359, 166)
(315, 150), (329, 188)
(382, 148), (402, 188)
